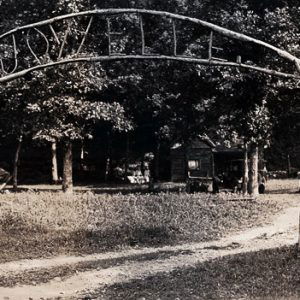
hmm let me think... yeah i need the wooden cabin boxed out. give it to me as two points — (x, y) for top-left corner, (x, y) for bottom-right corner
(171, 136), (244, 182)
(171, 136), (215, 182)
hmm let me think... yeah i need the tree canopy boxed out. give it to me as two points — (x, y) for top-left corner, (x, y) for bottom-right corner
(0, 0), (299, 192)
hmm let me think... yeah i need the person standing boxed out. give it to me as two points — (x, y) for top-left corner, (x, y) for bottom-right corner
(212, 175), (222, 194)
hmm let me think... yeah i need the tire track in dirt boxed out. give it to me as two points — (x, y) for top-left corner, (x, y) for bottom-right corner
(0, 205), (299, 300)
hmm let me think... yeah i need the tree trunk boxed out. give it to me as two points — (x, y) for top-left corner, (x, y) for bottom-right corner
(62, 141), (73, 194)
(242, 144), (249, 195)
(105, 134), (112, 183)
(125, 134), (129, 177)
(211, 153), (215, 178)
(80, 141), (85, 171)
(80, 142), (84, 161)
(248, 144), (259, 196)
(141, 156), (145, 176)
(51, 141), (59, 184)
(12, 136), (22, 191)
(287, 154), (291, 177)
(105, 157), (111, 182)
(183, 143), (190, 181)
(154, 142), (160, 182)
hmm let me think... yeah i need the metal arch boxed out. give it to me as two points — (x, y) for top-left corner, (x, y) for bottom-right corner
(0, 8), (300, 83)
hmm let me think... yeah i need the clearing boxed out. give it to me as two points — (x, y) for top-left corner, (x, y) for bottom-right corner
(0, 179), (299, 299)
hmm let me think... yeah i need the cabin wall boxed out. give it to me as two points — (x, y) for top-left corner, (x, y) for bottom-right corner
(171, 142), (214, 182)
(171, 148), (185, 182)
(187, 148), (213, 178)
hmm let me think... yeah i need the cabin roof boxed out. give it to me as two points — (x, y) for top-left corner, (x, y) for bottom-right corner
(171, 135), (216, 150)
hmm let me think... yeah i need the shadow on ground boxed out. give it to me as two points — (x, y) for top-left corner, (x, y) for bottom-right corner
(93, 245), (300, 300)
(0, 224), (179, 263)
(3, 183), (184, 195)
(266, 189), (299, 195)
(0, 249), (193, 287)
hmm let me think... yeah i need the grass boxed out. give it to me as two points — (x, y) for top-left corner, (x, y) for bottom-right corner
(0, 250), (178, 287)
(93, 245), (300, 299)
(1, 179), (296, 263)
(0, 179), (298, 298)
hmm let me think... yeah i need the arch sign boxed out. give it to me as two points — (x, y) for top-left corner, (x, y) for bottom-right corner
(0, 8), (300, 83)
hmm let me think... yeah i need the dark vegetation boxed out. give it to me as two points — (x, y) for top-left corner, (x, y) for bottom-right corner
(0, 0), (299, 193)
(0, 1), (299, 298)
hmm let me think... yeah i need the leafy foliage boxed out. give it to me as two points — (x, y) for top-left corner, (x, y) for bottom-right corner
(27, 97), (132, 142)
(0, 0), (300, 176)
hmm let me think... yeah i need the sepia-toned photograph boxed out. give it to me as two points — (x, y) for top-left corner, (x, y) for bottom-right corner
(0, 0), (300, 299)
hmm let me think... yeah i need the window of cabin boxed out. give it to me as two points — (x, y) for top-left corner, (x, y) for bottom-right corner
(188, 160), (201, 170)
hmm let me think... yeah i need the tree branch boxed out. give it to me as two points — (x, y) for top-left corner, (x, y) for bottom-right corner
(76, 16), (93, 56)
(172, 19), (177, 56)
(107, 18), (112, 56)
(34, 28), (50, 59)
(49, 25), (60, 45)
(295, 59), (300, 73)
(1, 9), (299, 73)
(10, 34), (18, 73)
(1, 8), (300, 81)
(26, 29), (41, 64)
(0, 58), (7, 75)
(0, 55), (299, 84)
(208, 31), (213, 61)
(0, 35), (18, 74)
(58, 24), (71, 60)
(139, 14), (145, 55)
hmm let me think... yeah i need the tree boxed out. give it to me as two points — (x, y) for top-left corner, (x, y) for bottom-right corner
(215, 71), (272, 196)
(1, 0), (299, 190)
(27, 94), (132, 193)
(0, 79), (37, 190)
(0, 0), (135, 191)
(266, 88), (300, 174)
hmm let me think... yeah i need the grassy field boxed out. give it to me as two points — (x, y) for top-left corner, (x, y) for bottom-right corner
(93, 245), (300, 299)
(0, 179), (298, 263)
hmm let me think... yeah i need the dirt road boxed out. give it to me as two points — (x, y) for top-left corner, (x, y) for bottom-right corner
(0, 203), (299, 299)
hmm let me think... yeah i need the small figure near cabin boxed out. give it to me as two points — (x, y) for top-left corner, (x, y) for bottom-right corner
(258, 171), (266, 194)
(221, 172), (229, 187)
(212, 175), (222, 194)
(231, 176), (240, 193)
(144, 152), (155, 191)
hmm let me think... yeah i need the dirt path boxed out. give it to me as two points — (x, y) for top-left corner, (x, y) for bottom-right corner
(0, 204), (299, 300)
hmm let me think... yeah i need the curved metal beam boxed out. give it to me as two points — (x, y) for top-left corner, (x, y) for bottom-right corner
(0, 55), (299, 84)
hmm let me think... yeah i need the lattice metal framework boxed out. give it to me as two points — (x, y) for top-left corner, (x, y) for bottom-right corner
(0, 9), (300, 83)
